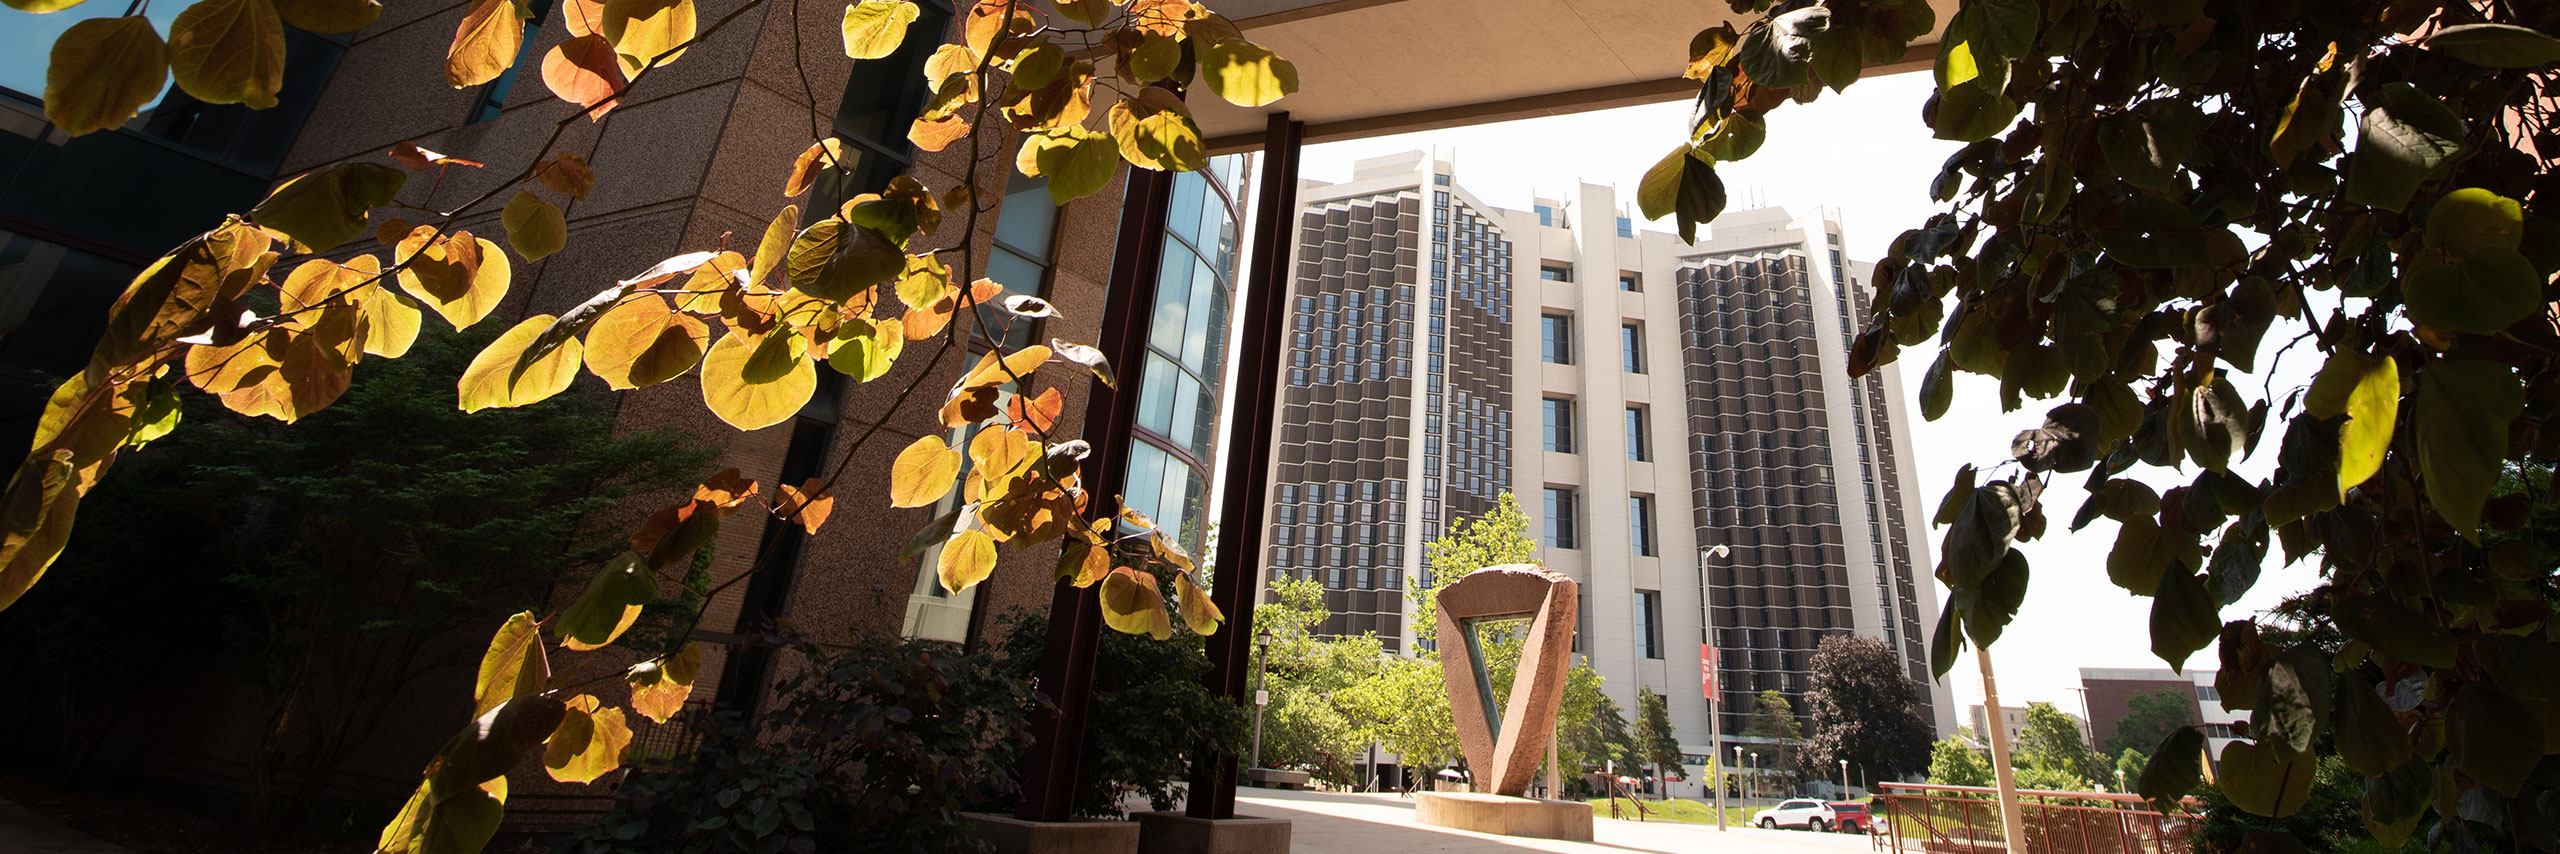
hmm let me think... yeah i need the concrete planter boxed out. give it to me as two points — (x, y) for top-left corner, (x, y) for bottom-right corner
(1413, 791), (1594, 841)
(961, 813), (1141, 854)
(1134, 811), (1291, 854)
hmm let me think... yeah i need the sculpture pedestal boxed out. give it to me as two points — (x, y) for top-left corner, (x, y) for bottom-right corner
(962, 813), (1140, 854)
(1413, 792), (1593, 841)
(1134, 812), (1290, 854)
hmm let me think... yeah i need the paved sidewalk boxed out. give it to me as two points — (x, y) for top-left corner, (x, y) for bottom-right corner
(1235, 788), (1880, 854)
(0, 797), (134, 853)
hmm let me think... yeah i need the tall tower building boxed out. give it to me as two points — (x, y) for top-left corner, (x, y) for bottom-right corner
(1267, 152), (1955, 778)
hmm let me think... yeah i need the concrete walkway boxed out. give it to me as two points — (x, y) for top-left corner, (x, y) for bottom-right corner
(1236, 788), (1880, 854)
(0, 797), (134, 853)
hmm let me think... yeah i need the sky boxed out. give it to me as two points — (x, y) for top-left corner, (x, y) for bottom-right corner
(1284, 71), (2330, 725)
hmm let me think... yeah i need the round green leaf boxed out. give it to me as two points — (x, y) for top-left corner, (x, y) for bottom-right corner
(2345, 83), (2465, 212)
(500, 190), (567, 262)
(251, 162), (405, 253)
(2218, 740), (2315, 817)
(2416, 355), (2524, 541)
(2425, 23), (2560, 68)
(44, 16), (170, 137)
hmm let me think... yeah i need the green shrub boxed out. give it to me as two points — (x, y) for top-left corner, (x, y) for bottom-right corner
(995, 606), (1246, 818)
(563, 634), (1039, 854)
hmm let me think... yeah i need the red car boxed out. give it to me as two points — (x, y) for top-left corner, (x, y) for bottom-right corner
(1827, 801), (1874, 834)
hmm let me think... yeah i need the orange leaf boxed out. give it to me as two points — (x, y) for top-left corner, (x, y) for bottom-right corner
(786, 138), (844, 197)
(559, 0), (607, 37)
(1006, 386), (1063, 433)
(542, 34), (627, 120)
(773, 477), (835, 535)
(694, 468), (758, 513)
(387, 140), (485, 170)
(535, 152), (596, 198)
(626, 643), (701, 723)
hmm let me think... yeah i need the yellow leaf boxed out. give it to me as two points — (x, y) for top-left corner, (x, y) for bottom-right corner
(1100, 567), (1171, 640)
(474, 611), (549, 716)
(0, 451), (82, 612)
(458, 314), (586, 412)
(626, 643), (701, 723)
(582, 293), (706, 389)
(969, 423), (1030, 479)
(894, 253), (951, 311)
(561, 551), (656, 650)
(446, 0), (527, 87)
(698, 328), (815, 430)
(841, 0), (917, 60)
(1057, 538), (1109, 586)
(1108, 89), (1204, 172)
(397, 229), (511, 331)
(167, 0), (285, 108)
(353, 257), (424, 358)
(888, 434), (960, 508)
(1176, 571), (1221, 635)
(44, 16), (169, 136)
(602, 0), (694, 70)
(825, 315), (903, 382)
(747, 204), (799, 288)
(936, 527), (997, 592)
(542, 700), (631, 784)
(961, 343), (1050, 389)
(4, 0), (93, 10)
(1199, 38), (1295, 108)
(278, 256), (368, 312)
(501, 190), (567, 262)
(2338, 354), (2400, 498)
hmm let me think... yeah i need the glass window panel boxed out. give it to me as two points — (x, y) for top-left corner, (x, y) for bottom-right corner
(1149, 242), (1200, 355)
(994, 172), (1058, 257)
(1137, 354), (1179, 436)
(1167, 171), (1206, 245)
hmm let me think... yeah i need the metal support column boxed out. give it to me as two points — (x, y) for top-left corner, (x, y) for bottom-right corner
(1016, 164), (1177, 823)
(1187, 111), (1304, 820)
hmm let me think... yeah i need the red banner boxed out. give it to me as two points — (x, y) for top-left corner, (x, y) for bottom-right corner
(1699, 643), (1717, 698)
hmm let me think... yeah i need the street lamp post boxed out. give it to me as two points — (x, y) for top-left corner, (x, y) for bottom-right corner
(1699, 545), (1730, 830)
(1749, 752), (1758, 808)
(1732, 746), (1744, 812)
(1249, 626), (1272, 770)
(1839, 759), (1849, 798)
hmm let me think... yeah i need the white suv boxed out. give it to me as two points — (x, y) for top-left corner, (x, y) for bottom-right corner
(1753, 798), (1837, 831)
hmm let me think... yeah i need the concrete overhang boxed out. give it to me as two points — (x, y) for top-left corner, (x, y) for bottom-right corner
(1192, 0), (1956, 152)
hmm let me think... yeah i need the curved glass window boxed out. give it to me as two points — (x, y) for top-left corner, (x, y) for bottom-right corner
(1123, 157), (1245, 549)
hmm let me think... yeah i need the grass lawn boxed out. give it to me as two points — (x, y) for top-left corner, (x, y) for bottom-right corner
(1583, 797), (1756, 827)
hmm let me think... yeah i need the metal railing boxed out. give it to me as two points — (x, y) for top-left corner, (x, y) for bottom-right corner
(1874, 783), (2199, 854)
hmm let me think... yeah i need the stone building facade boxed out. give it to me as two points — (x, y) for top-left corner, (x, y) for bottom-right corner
(1268, 153), (1955, 787)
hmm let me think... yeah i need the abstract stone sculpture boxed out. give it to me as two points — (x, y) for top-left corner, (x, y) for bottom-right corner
(1433, 564), (1579, 798)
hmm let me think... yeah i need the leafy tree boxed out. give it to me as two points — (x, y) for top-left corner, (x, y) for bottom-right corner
(1248, 577), (1379, 784)
(2106, 689), (2200, 758)
(4, 0), (1302, 844)
(1410, 491), (1540, 648)
(2013, 702), (2103, 784)
(1927, 737), (1992, 788)
(1803, 634), (1936, 783)
(1342, 493), (1608, 789)
(1648, 0), (2560, 838)
(0, 323), (710, 825)
(2114, 748), (2149, 792)
(1745, 689), (1805, 775)
(1631, 686), (1685, 788)
(1565, 692), (1635, 779)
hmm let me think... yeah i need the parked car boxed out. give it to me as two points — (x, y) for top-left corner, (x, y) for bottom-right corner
(1828, 801), (1873, 833)
(1753, 798), (1838, 831)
